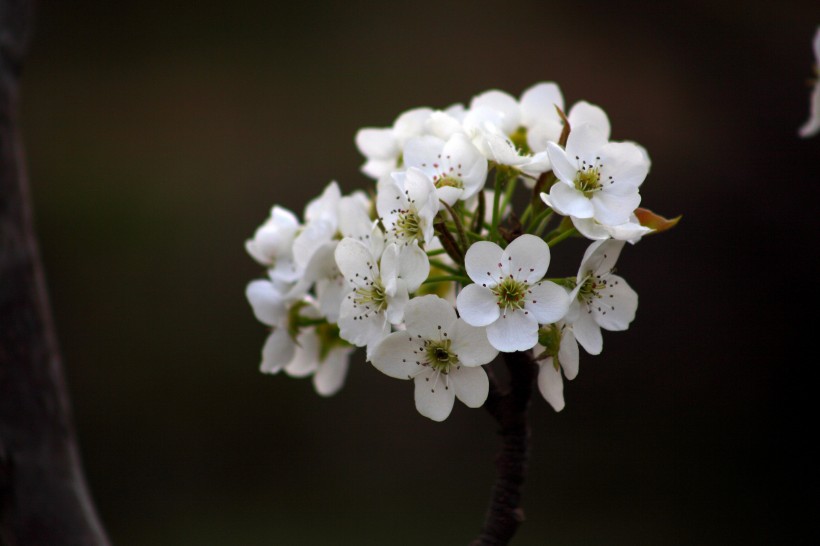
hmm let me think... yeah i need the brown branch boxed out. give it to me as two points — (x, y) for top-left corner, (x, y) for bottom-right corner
(0, 2), (110, 544)
(471, 351), (538, 546)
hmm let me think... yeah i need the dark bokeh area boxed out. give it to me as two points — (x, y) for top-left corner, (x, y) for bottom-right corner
(17, 0), (818, 544)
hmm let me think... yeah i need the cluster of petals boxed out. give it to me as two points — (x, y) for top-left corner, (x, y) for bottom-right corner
(244, 81), (658, 418)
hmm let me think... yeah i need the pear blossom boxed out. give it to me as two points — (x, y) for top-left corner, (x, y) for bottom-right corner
(534, 321), (579, 412)
(275, 321), (356, 397)
(370, 295), (497, 421)
(377, 168), (439, 248)
(246, 283), (355, 396)
(291, 181), (343, 273)
(402, 133), (488, 205)
(245, 206), (300, 283)
(355, 107), (433, 179)
(799, 26), (820, 138)
(456, 235), (570, 352)
(542, 123), (649, 228)
(566, 239), (638, 355)
(335, 237), (428, 354)
(288, 189), (377, 320)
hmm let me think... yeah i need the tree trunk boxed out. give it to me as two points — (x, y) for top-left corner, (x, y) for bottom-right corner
(0, 1), (110, 543)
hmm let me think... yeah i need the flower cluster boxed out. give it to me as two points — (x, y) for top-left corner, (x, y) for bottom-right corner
(246, 82), (678, 421)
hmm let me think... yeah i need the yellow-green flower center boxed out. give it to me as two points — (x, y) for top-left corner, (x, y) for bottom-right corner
(353, 278), (387, 313)
(424, 338), (459, 373)
(435, 176), (464, 190)
(574, 167), (601, 198)
(394, 208), (422, 243)
(492, 277), (527, 310)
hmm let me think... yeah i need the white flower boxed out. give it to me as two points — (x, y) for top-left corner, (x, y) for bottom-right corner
(542, 124), (648, 227)
(274, 321), (356, 397)
(291, 181), (343, 273)
(456, 235), (570, 352)
(247, 287), (355, 397)
(527, 99), (611, 153)
(289, 189), (377, 321)
(566, 239), (638, 355)
(245, 206), (300, 283)
(370, 295), (497, 421)
(799, 26), (820, 138)
(355, 107), (433, 179)
(534, 322), (579, 412)
(377, 168), (439, 247)
(335, 238), (428, 354)
(402, 133), (488, 205)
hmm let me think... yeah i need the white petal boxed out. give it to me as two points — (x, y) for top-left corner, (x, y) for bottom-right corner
(392, 107), (433, 141)
(304, 181), (341, 224)
(284, 330), (319, 378)
(537, 359), (565, 412)
(464, 240), (504, 285)
(520, 82), (564, 128)
(565, 124), (608, 166)
(567, 101), (610, 140)
(486, 309), (538, 352)
(526, 281), (570, 324)
(404, 295), (458, 340)
(799, 81), (820, 138)
(385, 280), (409, 325)
(600, 141), (650, 188)
(425, 111), (463, 140)
(592, 191), (640, 226)
(313, 346), (353, 396)
(503, 234), (550, 283)
(404, 167), (438, 207)
(546, 142), (579, 184)
(595, 275), (638, 332)
(370, 331), (425, 379)
(572, 312), (603, 355)
(361, 158), (396, 179)
(549, 182), (594, 219)
(379, 243), (401, 296)
(335, 238), (379, 290)
(403, 135), (445, 171)
(580, 239), (624, 278)
(450, 321), (498, 366)
(558, 328), (580, 380)
(414, 370), (456, 421)
(398, 242), (430, 292)
(453, 365), (489, 408)
(355, 128), (398, 159)
(260, 328), (295, 374)
(338, 196), (374, 241)
(571, 217), (612, 241)
(246, 280), (287, 327)
(456, 284), (500, 327)
(376, 174), (405, 224)
(437, 186), (464, 206)
(292, 219), (335, 271)
(470, 89), (520, 134)
(338, 296), (389, 348)
(442, 132), (488, 199)
(527, 121), (563, 152)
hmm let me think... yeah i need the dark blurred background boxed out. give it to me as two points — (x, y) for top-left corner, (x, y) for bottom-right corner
(17, 0), (818, 544)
